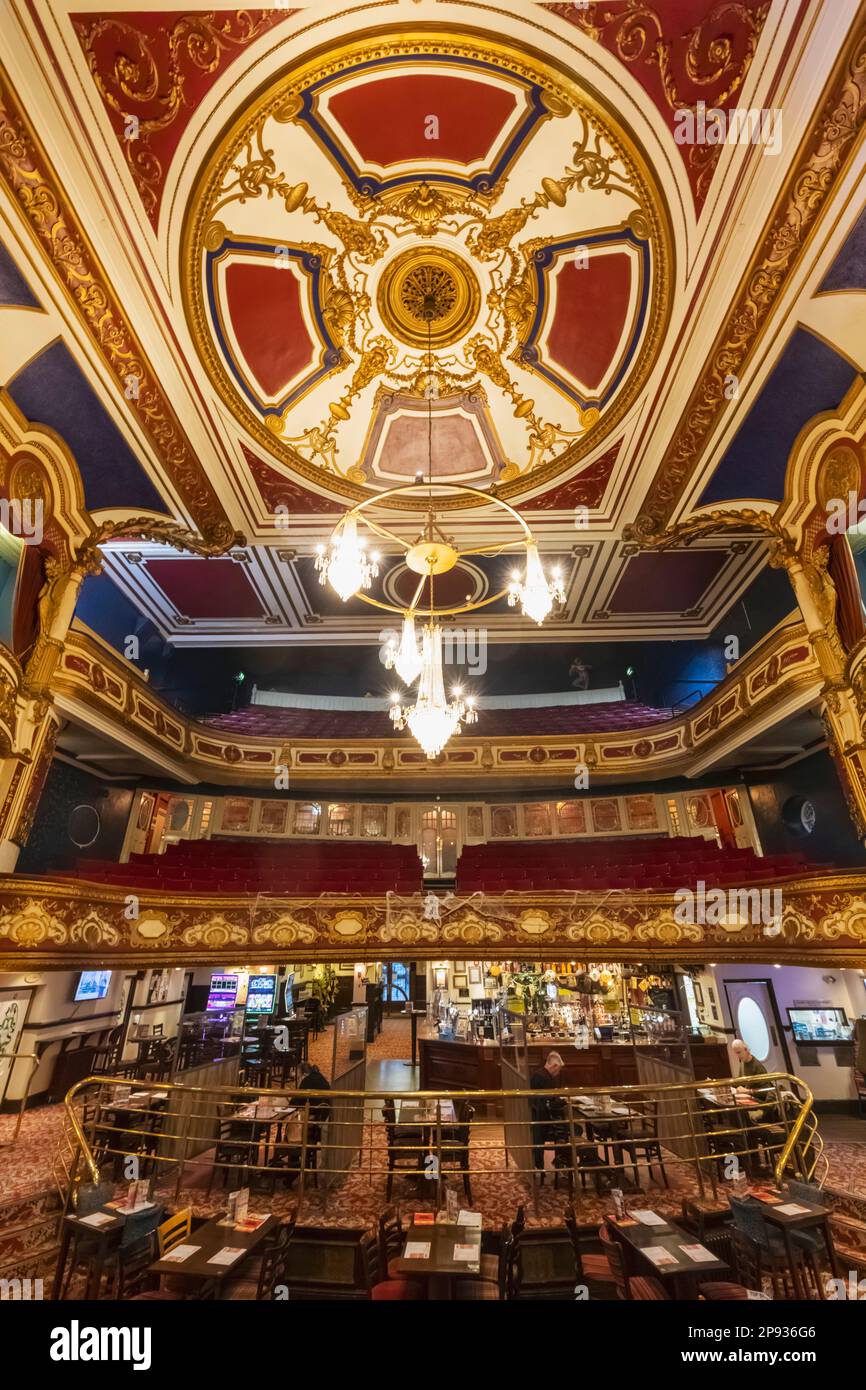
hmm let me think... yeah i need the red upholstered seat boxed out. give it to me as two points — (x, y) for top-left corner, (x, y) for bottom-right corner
(699, 1281), (751, 1300)
(371, 1279), (424, 1300)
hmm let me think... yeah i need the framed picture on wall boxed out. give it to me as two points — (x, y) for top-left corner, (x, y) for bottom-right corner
(434, 968), (448, 990)
(147, 970), (170, 1006)
(468, 966), (482, 985)
(0, 987), (33, 1105)
(694, 982), (704, 1007)
(453, 973), (468, 988)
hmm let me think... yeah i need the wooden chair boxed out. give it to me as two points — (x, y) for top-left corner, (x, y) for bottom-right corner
(564, 1203), (616, 1294)
(382, 1098), (425, 1199)
(597, 1222), (668, 1301)
(438, 1100), (475, 1203)
(157, 1208), (192, 1258)
(728, 1195), (816, 1298)
(207, 1115), (251, 1194)
(509, 1225), (581, 1300)
(360, 1230), (424, 1301)
(620, 1099), (669, 1187)
(223, 1215), (298, 1300)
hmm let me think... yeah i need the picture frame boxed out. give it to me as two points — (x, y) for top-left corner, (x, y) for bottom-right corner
(453, 973), (468, 988)
(434, 967), (448, 990)
(468, 966), (482, 985)
(693, 982), (704, 1007)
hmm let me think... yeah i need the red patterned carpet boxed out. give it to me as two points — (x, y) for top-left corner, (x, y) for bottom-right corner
(1, 1015), (864, 1234)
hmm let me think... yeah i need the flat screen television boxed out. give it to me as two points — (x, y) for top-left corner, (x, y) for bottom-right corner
(246, 975), (277, 1016)
(73, 969), (112, 1002)
(283, 973), (295, 1012)
(206, 974), (239, 1012)
(788, 1007), (852, 1044)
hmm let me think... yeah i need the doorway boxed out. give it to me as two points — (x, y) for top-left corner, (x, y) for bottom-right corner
(420, 807), (458, 879)
(723, 978), (791, 1072)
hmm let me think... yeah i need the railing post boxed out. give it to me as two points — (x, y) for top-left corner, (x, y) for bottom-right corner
(297, 1104), (309, 1220)
(567, 1097), (579, 1219)
(684, 1092), (707, 1200)
(435, 1101), (443, 1213)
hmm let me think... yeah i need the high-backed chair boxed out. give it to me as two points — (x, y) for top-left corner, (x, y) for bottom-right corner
(597, 1222), (668, 1301)
(382, 1098), (425, 1198)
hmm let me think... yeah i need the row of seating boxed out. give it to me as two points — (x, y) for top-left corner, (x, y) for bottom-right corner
(203, 698), (675, 740)
(456, 836), (824, 892)
(51, 833), (830, 896)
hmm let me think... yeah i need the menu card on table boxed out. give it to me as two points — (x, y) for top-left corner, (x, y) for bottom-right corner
(642, 1246), (679, 1268)
(161, 1244), (200, 1263)
(78, 1212), (114, 1228)
(776, 1203), (811, 1216)
(208, 1247), (246, 1267)
(633, 1210), (667, 1226)
(412, 1213), (435, 1226)
(453, 1244), (480, 1264)
(404, 1242), (431, 1260)
(457, 1210), (481, 1228)
(680, 1244), (716, 1263)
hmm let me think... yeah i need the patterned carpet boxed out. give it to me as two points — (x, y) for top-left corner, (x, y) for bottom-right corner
(1, 1014), (864, 1231)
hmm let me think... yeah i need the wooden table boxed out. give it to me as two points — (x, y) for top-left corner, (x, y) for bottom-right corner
(53, 1211), (125, 1300)
(611, 1210), (729, 1296)
(391, 1218), (482, 1299)
(149, 1211), (278, 1296)
(569, 1099), (644, 1189)
(745, 1188), (841, 1299)
(398, 1098), (456, 1126)
(231, 1102), (299, 1168)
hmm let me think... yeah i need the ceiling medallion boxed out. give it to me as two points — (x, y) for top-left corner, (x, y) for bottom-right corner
(377, 247), (481, 349)
(184, 30), (672, 507)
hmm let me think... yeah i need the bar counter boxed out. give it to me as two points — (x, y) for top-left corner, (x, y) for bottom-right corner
(419, 1035), (730, 1091)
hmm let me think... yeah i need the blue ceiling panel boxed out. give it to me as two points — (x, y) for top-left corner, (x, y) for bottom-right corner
(820, 207), (866, 292)
(0, 241), (40, 308)
(6, 340), (167, 513)
(699, 329), (858, 506)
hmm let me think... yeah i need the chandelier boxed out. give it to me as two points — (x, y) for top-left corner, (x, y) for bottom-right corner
(313, 311), (565, 757)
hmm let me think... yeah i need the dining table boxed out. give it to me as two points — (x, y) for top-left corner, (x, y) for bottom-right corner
(397, 1098), (456, 1126)
(148, 1211), (279, 1297)
(568, 1097), (645, 1189)
(743, 1185), (841, 1298)
(391, 1217), (483, 1299)
(610, 1208), (730, 1296)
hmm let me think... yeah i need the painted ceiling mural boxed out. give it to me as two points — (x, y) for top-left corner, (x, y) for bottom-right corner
(181, 32), (670, 500)
(0, 0), (864, 652)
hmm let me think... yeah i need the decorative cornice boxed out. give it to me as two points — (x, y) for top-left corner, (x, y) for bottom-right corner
(1, 873), (865, 968)
(54, 616), (819, 786)
(637, 12), (866, 530)
(0, 61), (235, 545)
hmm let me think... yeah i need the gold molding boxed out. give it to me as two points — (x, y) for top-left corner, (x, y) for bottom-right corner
(637, 12), (866, 530)
(2, 872), (866, 969)
(54, 616), (818, 787)
(0, 61), (235, 545)
(181, 26), (674, 510)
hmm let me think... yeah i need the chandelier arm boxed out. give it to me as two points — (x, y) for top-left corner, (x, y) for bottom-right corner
(352, 585), (513, 617)
(459, 541), (528, 558)
(355, 518), (411, 549)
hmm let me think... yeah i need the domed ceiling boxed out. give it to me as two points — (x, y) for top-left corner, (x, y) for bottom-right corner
(182, 31), (671, 504)
(1, 0), (864, 661)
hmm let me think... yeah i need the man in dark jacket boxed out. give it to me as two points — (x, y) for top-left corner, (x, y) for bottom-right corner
(297, 1062), (331, 1134)
(530, 1051), (565, 1175)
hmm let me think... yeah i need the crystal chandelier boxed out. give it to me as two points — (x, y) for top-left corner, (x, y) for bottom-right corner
(383, 613), (423, 685)
(314, 511), (379, 602)
(389, 622), (477, 757)
(313, 309), (565, 756)
(508, 541), (566, 625)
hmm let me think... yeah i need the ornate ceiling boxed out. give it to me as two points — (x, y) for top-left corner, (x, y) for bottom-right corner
(1, 1), (865, 650)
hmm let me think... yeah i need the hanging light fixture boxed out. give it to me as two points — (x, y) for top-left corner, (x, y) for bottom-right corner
(508, 541), (565, 626)
(313, 303), (567, 755)
(383, 613), (422, 685)
(389, 621), (477, 757)
(314, 511), (380, 602)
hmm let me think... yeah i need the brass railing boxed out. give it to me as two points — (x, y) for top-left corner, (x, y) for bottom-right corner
(60, 1070), (824, 1221)
(0, 1051), (39, 1144)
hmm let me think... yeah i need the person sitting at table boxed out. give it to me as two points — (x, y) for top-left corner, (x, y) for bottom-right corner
(529, 1051), (567, 1178)
(731, 1038), (767, 1079)
(296, 1062), (331, 1138)
(730, 1038), (782, 1176)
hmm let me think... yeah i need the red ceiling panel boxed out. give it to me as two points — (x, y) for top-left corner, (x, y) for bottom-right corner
(608, 551), (727, 614)
(144, 558), (264, 619)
